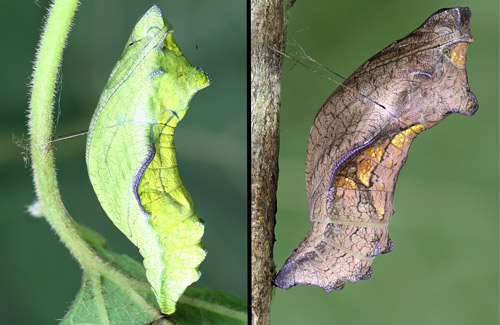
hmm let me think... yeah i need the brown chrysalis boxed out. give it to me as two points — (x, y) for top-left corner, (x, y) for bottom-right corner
(275, 7), (478, 291)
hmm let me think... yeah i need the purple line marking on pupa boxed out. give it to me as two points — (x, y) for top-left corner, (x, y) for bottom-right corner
(327, 137), (378, 203)
(132, 140), (156, 217)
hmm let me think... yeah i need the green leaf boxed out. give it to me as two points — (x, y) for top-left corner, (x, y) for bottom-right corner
(172, 287), (248, 324)
(62, 231), (247, 324)
(61, 271), (159, 325)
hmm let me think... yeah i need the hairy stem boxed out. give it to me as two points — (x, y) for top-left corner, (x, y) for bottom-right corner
(28, 2), (162, 318)
(28, 0), (92, 264)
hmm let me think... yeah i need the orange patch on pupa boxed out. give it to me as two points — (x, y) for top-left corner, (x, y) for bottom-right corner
(356, 139), (390, 186)
(334, 176), (357, 189)
(449, 42), (469, 68)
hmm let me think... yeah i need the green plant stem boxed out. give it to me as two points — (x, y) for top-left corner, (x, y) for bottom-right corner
(27, 0), (157, 306)
(28, 2), (162, 319)
(29, 0), (93, 264)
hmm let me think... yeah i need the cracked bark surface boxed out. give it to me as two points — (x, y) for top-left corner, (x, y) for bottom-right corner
(275, 7), (478, 292)
(251, 0), (289, 324)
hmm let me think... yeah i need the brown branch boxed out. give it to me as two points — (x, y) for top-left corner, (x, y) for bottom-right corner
(250, 0), (290, 324)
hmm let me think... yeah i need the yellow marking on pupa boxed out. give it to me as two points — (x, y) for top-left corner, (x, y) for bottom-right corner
(375, 202), (385, 219)
(356, 139), (390, 186)
(449, 42), (469, 68)
(391, 124), (424, 149)
(356, 158), (375, 186)
(335, 176), (357, 189)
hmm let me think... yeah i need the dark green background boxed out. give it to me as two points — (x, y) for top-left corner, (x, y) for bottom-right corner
(273, 0), (498, 324)
(1, 1), (246, 324)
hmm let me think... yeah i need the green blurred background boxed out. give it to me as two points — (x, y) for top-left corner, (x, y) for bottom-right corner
(273, 0), (498, 324)
(1, 1), (246, 324)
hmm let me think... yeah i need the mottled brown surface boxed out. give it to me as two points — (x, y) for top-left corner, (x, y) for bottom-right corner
(275, 7), (478, 291)
(251, 0), (289, 324)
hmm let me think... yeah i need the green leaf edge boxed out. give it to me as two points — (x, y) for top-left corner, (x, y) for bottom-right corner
(62, 229), (247, 324)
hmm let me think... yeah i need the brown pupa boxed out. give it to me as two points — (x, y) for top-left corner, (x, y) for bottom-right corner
(275, 7), (478, 292)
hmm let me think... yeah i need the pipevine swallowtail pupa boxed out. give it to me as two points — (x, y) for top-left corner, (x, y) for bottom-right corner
(86, 5), (210, 314)
(275, 7), (478, 292)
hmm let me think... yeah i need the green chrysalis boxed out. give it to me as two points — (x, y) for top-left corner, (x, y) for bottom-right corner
(85, 6), (210, 315)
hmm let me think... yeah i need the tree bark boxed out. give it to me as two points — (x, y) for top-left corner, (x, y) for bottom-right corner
(250, 0), (289, 324)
